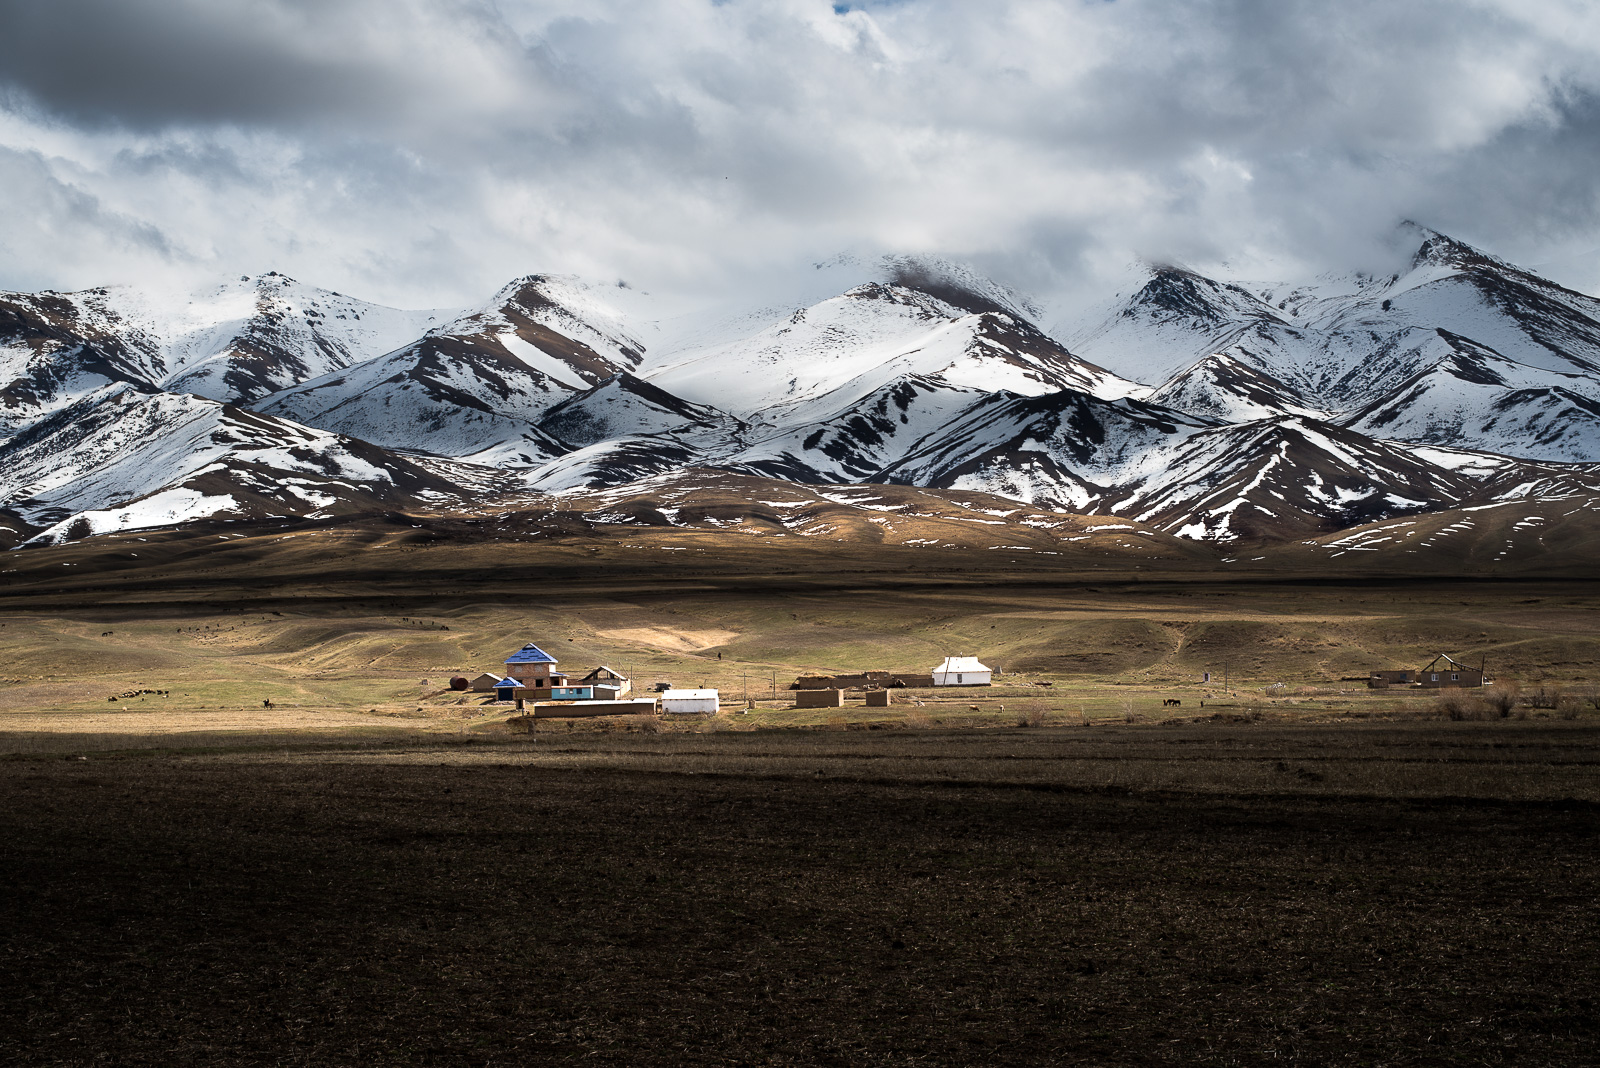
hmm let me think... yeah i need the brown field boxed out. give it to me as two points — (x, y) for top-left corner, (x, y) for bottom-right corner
(3, 725), (1598, 1066)
(3, 528), (1600, 1063)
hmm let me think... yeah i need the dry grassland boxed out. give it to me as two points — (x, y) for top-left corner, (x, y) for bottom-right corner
(3, 531), (1600, 740)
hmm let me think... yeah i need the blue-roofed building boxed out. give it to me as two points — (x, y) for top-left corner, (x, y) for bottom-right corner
(503, 643), (566, 687)
(493, 677), (522, 701)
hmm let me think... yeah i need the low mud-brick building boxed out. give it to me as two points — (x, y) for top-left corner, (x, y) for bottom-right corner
(1417, 653), (1484, 689)
(1369, 654), (1485, 689)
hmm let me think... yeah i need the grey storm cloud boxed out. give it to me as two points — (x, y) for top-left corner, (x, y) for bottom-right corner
(2, 0), (1600, 307)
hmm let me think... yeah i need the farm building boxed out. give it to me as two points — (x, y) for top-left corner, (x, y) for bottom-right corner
(795, 689), (845, 709)
(1367, 656), (1486, 689)
(469, 672), (503, 692)
(932, 656), (992, 687)
(503, 643), (566, 687)
(488, 644), (636, 705)
(661, 689), (719, 714)
(579, 666), (631, 698)
(508, 698), (661, 726)
(791, 671), (934, 690)
(1417, 654), (1485, 689)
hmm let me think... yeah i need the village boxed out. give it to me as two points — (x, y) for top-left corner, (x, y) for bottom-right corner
(460, 642), (1001, 722)
(452, 641), (1501, 728)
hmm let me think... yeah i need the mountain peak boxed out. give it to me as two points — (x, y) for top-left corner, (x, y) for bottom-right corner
(1398, 222), (1517, 275)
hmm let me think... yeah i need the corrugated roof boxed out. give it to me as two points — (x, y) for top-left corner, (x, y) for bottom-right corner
(493, 676), (521, 688)
(504, 642), (558, 664)
(933, 656), (990, 673)
(662, 689), (718, 700)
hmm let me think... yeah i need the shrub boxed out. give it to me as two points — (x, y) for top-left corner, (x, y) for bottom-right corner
(1484, 682), (1520, 718)
(1525, 684), (1562, 710)
(1438, 690), (1487, 721)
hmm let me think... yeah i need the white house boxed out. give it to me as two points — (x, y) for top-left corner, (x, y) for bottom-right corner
(931, 656), (992, 687)
(661, 688), (719, 714)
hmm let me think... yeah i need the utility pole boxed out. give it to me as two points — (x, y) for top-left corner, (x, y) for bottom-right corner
(1224, 660), (1229, 694)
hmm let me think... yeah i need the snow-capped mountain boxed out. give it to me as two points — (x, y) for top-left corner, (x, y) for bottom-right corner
(0, 274), (447, 440)
(1146, 349), (1329, 422)
(257, 275), (644, 461)
(0, 382), (467, 545)
(1108, 416), (1477, 541)
(728, 374), (993, 484)
(1067, 267), (1308, 388)
(875, 389), (1216, 512)
(538, 373), (744, 451)
(1337, 331), (1600, 461)
(0, 291), (153, 439)
(645, 278), (1140, 422)
(8, 227), (1600, 546)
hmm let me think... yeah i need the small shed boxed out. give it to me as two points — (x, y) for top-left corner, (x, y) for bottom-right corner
(932, 656), (992, 687)
(493, 676), (522, 701)
(580, 666), (631, 696)
(661, 688), (719, 714)
(469, 672), (503, 692)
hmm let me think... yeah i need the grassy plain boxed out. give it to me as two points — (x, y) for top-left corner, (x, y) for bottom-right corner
(3, 527), (1600, 1063)
(3, 524), (1600, 742)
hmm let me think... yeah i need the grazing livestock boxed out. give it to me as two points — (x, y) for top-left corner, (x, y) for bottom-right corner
(1163, 699), (1182, 707)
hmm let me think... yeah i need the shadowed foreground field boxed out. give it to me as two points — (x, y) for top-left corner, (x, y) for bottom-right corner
(3, 724), (1598, 1066)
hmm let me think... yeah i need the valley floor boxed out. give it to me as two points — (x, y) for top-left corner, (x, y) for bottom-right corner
(4, 537), (1600, 1063)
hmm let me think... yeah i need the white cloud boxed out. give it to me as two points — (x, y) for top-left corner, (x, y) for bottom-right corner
(1, 0), (1599, 307)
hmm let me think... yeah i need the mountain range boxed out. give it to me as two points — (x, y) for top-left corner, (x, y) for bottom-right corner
(4, 224), (1599, 554)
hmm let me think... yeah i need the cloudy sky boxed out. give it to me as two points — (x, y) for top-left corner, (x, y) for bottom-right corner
(3, 0), (1600, 308)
